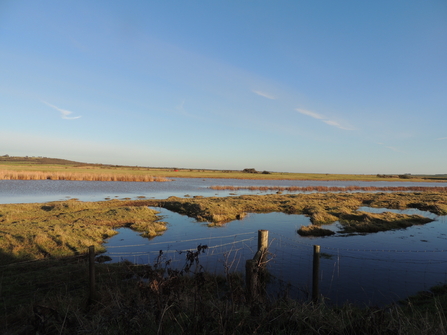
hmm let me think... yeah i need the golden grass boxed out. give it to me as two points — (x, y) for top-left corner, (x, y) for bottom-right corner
(146, 192), (447, 233)
(0, 169), (170, 182)
(0, 200), (165, 263)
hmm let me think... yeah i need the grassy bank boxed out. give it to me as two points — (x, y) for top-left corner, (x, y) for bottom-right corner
(0, 200), (166, 263)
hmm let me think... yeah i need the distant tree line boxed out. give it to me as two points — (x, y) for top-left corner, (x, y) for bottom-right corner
(377, 174), (413, 179)
(242, 168), (271, 174)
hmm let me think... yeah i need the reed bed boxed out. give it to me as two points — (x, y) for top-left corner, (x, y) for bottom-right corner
(210, 185), (447, 193)
(0, 170), (170, 182)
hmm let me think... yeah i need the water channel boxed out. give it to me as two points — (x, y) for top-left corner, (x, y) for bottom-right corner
(1, 178), (446, 306)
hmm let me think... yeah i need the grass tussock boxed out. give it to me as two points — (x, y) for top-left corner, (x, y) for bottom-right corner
(338, 211), (433, 233)
(0, 169), (170, 182)
(0, 200), (165, 263)
(298, 225), (335, 236)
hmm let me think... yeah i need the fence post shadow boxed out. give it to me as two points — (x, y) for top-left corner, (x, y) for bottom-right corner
(312, 244), (320, 303)
(88, 245), (97, 305)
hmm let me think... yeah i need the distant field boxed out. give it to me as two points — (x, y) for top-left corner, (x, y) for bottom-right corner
(0, 155), (444, 182)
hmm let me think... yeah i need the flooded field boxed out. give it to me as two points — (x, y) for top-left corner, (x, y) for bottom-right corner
(1, 178), (447, 306)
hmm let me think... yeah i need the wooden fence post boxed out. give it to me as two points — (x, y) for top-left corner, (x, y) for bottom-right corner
(88, 245), (96, 303)
(258, 230), (268, 251)
(312, 245), (320, 303)
(258, 229), (268, 263)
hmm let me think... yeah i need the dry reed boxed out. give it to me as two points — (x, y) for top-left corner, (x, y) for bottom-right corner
(0, 170), (170, 182)
(210, 185), (447, 193)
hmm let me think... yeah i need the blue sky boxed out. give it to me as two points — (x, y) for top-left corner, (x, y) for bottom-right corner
(1, 1), (446, 174)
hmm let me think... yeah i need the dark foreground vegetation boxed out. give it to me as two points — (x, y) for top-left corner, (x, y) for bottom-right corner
(2, 247), (447, 334)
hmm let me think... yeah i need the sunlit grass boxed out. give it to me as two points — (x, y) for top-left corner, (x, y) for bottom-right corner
(0, 200), (165, 263)
(154, 192), (447, 232)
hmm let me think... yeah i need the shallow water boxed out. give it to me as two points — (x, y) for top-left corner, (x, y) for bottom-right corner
(104, 207), (447, 306)
(0, 178), (446, 204)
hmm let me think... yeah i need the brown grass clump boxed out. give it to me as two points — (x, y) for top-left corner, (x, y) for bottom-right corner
(339, 211), (433, 233)
(298, 225), (336, 236)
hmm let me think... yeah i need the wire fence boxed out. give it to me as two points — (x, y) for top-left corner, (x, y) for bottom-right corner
(3, 229), (447, 308)
(100, 229), (447, 306)
(105, 231), (258, 275)
(267, 231), (447, 305)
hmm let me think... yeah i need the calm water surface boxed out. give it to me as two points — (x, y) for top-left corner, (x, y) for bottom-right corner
(0, 178), (446, 203)
(104, 206), (447, 306)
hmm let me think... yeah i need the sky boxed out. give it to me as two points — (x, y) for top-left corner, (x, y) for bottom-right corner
(1, 1), (446, 174)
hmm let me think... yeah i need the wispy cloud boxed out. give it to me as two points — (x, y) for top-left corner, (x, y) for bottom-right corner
(437, 137), (447, 140)
(296, 108), (353, 130)
(386, 146), (400, 152)
(377, 142), (401, 152)
(42, 101), (82, 120)
(252, 90), (276, 100)
(296, 108), (324, 119)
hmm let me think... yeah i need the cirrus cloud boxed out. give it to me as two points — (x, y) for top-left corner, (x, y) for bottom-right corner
(252, 90), (276, 100)
(296, 108), (353, 130)
(42, 101), (82, 120)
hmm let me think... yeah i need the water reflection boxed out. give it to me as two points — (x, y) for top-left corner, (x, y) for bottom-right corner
(104, 207), (447, 306)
